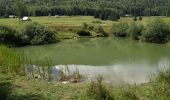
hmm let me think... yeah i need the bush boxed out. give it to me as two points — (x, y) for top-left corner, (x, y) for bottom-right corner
(94, 25), (108, 37)
(86, 76), (114, 100)
(154, 67), (170, 84)
(81, 22), (88, 30)
(22, 22), (59, 45)
(141, 18), (170, 43)
(0, 25), (22, 46)
(133, 16), (137, 21)
(111, 23), (129, 37)
(127, 22), (143, 40)
(150, 67), (170, 98)
(139, 16), (142, 21)
(81, 23), (94, 30)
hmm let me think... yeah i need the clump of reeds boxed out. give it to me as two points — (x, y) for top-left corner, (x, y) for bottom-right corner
(58, 66), (83, 83)
(0, 45), (24, 75)
(24, 64), (84, 83)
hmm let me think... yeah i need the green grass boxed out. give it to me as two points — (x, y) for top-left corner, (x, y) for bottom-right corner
(0, 45), (24, 75)
(0, 67), (170, 100)
(1, 16), (170, 38)
(0, 16), (167, 29)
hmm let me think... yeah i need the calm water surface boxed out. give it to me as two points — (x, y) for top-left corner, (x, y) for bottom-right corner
(15, 38), (170, 84)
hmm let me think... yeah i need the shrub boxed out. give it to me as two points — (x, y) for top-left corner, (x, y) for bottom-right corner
(150, 67), (170, 98)
(141, 18), (170, 43)
(81, 22), (88, 30)
(94, 25), (108, 37)
(127, 22), (143, 40)
(22, 22), (59, 45)
(154, 67), (170, 84)
(0, 25), (22, 46)
(139, 16), (142, 21)
(111, 23), (129, 37)
(81, 23), (94, 31)
(86, 76), (114, 100)
(133, 16), (137, 21)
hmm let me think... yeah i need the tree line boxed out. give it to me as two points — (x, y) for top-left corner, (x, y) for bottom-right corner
(0, 0), (170, 20)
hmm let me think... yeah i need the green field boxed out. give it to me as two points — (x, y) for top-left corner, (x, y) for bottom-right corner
(1, 16), (170, 32)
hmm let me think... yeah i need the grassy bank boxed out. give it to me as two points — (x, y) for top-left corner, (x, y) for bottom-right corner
(0, 45), (170, 99)
(0, 67), (170, 100)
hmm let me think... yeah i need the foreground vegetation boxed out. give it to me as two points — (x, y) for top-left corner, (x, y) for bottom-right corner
(0, 66), (170, 99)
(0, 45), (170, 100)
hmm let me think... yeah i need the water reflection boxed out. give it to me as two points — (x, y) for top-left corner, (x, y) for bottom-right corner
(54, 61), (167, 84)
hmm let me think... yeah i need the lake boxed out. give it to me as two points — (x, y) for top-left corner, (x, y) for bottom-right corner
(15, 38), (170, 84)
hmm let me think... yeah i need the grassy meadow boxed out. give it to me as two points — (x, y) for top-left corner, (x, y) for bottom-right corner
(1, 16), (170, 36)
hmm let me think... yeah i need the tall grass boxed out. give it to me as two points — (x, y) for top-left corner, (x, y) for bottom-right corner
(86, 76), (114, 100)
(0, 45), (24, 75)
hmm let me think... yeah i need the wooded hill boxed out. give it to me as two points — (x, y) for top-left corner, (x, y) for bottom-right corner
(0, 0), (170, 20)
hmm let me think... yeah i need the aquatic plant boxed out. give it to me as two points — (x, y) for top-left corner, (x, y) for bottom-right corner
(58, 66), (83, 83)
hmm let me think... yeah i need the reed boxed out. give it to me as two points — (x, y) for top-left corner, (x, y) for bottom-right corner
(0, 45), (24, 75)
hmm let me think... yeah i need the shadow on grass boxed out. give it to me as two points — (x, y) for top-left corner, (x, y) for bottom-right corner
(0, 82), (12, 100)
(9, 94), (47, 100)
(0, 81), (46, 100)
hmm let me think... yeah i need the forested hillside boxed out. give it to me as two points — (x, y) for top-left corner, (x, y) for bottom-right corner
(0, 0), (170, 20)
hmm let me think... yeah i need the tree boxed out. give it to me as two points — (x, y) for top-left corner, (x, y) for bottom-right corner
(142, 18), (170, 43)
(139, 16), (142, 21)
(13, 0), (27, 19)
(133, 16), (137, 21)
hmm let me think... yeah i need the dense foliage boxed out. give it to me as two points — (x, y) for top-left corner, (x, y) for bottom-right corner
(127, 22), (143, 40)
(111, 23), (129, 37)
(0, 25), (22, 45)
(0, 23), (59, 46)
(1, 0), (170, 20)
(111, 18), (170, 43)
(142, 19), (170, 43)
(22, 22), (59, 45)
(77, 23), (107, 37)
